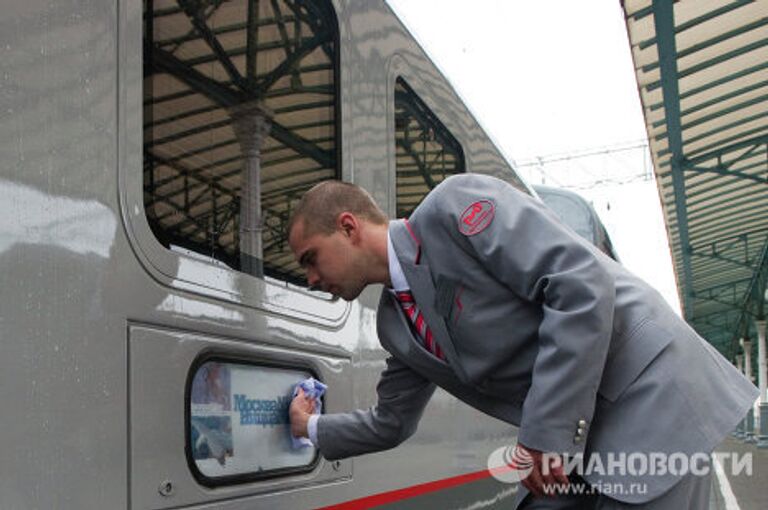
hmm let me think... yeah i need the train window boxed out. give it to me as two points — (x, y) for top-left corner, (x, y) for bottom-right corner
(187, 360), (317, 485)
(394, 77), (465, 217)
(532, 185), (620, 261)
(533, 186), (596, 243)
(143, 0), (339, 286)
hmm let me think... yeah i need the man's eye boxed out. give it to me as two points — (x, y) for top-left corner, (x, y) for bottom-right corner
(301, 253), (315, 268)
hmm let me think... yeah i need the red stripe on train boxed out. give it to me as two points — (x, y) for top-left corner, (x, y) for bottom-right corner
(315, 468), (495, 510)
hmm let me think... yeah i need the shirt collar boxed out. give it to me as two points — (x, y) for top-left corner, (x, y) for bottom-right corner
(387, 223), (409, 292)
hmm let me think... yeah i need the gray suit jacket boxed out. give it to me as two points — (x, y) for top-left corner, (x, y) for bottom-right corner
(316, 174), (758, 503)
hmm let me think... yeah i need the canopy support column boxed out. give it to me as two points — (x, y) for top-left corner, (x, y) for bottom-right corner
(230, 101), (273, 277)
(735, 354), (747, 438)
(756, 319), (768, 448)
(742, 338), (756, 443)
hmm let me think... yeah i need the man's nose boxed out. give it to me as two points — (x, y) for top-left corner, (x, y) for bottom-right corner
(306, 269), (320, 289)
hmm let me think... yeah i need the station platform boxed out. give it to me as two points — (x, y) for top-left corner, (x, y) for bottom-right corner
(710, 437), (767, 510)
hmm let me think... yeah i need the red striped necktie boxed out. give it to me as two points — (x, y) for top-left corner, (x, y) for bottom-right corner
(394, 290), (445, 360)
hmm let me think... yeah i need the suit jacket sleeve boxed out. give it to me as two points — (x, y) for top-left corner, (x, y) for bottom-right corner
(316, 356), (435, 460)
(426, 174), (615, 455)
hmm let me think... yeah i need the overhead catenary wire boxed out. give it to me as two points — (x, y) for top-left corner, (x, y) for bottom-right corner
(516, 139), (653, 190)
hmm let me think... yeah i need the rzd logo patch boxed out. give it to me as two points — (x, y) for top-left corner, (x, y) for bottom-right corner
(459, 200), (495, 236)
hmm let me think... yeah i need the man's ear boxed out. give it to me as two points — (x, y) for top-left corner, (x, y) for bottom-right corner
(337, 212), (359, 239)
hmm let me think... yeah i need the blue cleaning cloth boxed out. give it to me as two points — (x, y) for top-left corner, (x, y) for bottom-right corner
(291, 377), (327, 449)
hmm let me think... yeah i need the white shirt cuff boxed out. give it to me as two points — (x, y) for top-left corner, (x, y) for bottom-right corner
(307, 414), (320, 447)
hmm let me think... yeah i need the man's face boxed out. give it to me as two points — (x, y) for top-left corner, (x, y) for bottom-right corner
(288, 218), (368, 301)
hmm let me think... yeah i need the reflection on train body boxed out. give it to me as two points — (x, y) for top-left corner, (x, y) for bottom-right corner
(0, 1), (593, 509)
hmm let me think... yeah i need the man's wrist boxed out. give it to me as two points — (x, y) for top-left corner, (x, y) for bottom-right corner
(307, 414), (320, 447)
(290, 409), (310, 438)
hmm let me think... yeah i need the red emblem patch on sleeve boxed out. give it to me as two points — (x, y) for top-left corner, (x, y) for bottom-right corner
(458, 199), (495, 236)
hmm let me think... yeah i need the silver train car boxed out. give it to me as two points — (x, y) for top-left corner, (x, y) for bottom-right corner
(2, 1), (536, 508)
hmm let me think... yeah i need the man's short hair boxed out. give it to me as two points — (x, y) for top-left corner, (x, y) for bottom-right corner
(288, 180), (388, 238)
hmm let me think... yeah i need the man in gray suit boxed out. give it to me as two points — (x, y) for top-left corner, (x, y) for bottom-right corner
(287, 173), (757, 508)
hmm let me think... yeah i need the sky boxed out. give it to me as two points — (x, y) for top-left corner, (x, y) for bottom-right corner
(386, 0), (682, 314)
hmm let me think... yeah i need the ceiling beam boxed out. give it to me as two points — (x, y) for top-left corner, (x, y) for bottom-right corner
(149, 47), (334, 169)
(682, 163), (766, 184)
(638, 1), (755, 50)
(653, 0), (695, 319)
(177, 0), (248, 90)
(397, 139), (437, 190)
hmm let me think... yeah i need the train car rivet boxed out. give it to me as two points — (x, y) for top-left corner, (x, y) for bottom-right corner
(159, 480), (174, 497)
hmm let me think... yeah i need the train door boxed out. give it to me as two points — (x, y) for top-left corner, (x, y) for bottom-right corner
(119, 1), (364, 508)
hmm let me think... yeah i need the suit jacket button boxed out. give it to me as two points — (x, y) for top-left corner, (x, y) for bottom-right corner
(577, 427), (585, 436)
(578, 419), (587, 428)
(574, 436), (582, 444)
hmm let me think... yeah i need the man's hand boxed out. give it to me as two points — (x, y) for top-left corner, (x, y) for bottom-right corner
(289, 387), (316, 438)
(517, 443), (569, 498)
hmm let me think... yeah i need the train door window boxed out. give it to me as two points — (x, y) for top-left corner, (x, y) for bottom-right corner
(143, 0), (339, 287)
(394, 77), (465, 217)
(187, 359), (317, 485)
(533, 187), (596, 243)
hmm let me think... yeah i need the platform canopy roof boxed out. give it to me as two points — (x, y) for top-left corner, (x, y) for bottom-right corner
(622, 0), (767, 360)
